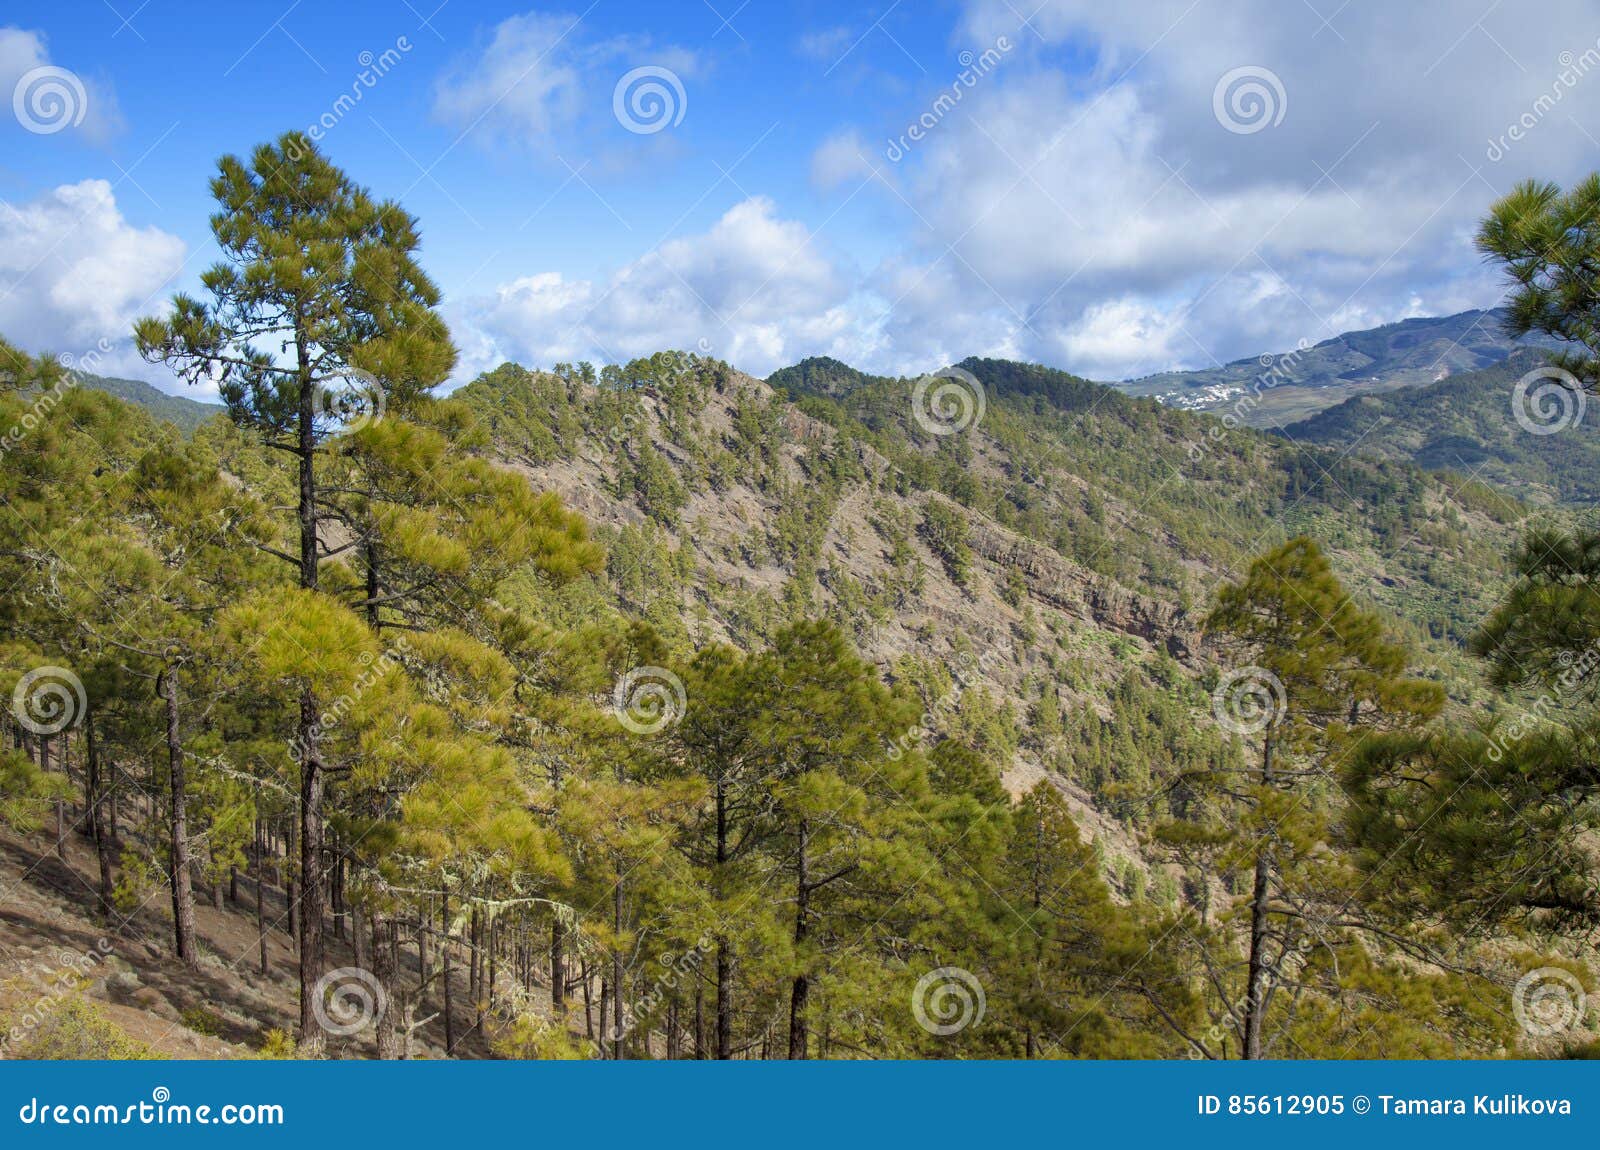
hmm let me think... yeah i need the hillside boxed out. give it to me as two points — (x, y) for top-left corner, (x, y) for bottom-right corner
(0, 343), (1575, 1061)
(1280, 350), (1600, 506)
(459, 351), (1544, 842)
(1118, 309), (1563, 428)
(76, 372), (222, 432)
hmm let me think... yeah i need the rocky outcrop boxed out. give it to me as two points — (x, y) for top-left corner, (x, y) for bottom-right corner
(962, 516), (1197, 658)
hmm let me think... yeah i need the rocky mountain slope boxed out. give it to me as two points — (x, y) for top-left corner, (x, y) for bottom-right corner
(72, 372), (223, 432)
(457, 351), (1544, 886)
(1281, 349), (1600, 506)
(1117, 309), (1562, 428)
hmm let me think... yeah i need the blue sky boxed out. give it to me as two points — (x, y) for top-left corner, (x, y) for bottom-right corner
(5, 0), (1600, 396)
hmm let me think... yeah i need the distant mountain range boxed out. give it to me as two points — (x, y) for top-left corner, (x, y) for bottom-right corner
(76, 373), (221, 432)
(1280, 349), (1599, 506)
(1116, 309), (1563, 428)
(87, 307), (1589, 508)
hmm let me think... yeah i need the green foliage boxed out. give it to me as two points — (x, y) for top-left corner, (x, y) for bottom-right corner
(1285, 352), (1590, 506)
(1477, 174), (1600, 389)
(5, 996), (154, 1060)
(919, 499), (973, 585)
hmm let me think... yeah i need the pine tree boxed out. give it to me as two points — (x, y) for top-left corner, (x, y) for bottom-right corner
(1183, 537), (1441, 1058)
(1346, 527), (1600, 946)
(1477, 174), (1600, 389)
(136, 131), (455, 1033)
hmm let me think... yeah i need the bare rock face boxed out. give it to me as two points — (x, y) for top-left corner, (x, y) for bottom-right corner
(962, 516), (1196, 658)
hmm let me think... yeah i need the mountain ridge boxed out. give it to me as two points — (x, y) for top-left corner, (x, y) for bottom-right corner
(72, 372), (223, 432)
(1112, 308), (1563, 427)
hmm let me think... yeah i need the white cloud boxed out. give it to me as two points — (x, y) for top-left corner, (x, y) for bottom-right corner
(797, 27), (853, 63)
(0, 180), (187, 378)
(784, 0), (1600, 378)
(451, 1), (1600, 383)
(0, 27), (124, 143)
(433, 11), (696, 152)
(452, 197), (884, 380)
(810, 129), (895, 193)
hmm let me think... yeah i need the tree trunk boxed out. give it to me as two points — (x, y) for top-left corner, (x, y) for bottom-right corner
(694, 977), (706, 1059)
(580, 957), (594, 1041)
(294, 331), (327, 1038)
(255, 821), (269, 976)
(787, 819), (810, 1060)
(353, 903), (367, 972)
(364, 538), (382, 629)
(297, 689), (326, 1036)
(332, 846), (345, 941)
(468, 906), (480, 1007)
(85, 709), (114, 916)
(283, 818), (296, 941)
(162, 668), (197, 966)
(612, 877), (625, 1060)
(1242, 737), (1275, 1060)
(418, 906), (430, 987)
(373, 915), (399, 1059)
(442, 887), (454, 1056)
(715, 775), (733, 1060)
(44, 736), (67, 861)
(487, 915), (497, 1013)
(550, 916), (565, 1014)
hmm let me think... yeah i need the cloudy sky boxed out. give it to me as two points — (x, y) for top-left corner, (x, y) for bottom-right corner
(4, 0), (1600, 396)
